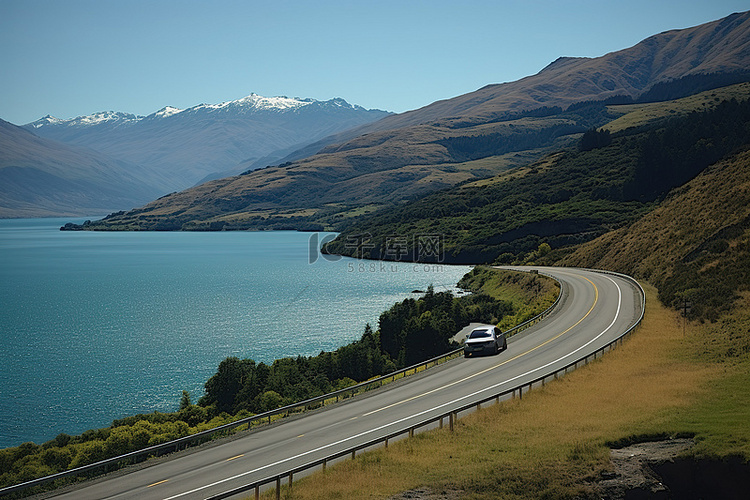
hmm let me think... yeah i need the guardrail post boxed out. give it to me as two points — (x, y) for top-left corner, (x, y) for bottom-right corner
(323, 459), (327, 472)
(289, 472), (293, 493)
(255, 484), (260, 500)
(409, 428), (414, 438)
(275, 477), (281, 500)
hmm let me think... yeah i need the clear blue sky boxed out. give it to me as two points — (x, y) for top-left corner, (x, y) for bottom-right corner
(1, 0), (748, 125)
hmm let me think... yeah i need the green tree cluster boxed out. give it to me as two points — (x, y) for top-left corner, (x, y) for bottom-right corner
(0, 418), (193, 492)
(623, 98), (750, 201)
(198, 286), (512, 416)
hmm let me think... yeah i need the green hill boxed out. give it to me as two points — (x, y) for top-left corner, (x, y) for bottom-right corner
(560, 148), (750, 323)
(324, 85), (750, 267)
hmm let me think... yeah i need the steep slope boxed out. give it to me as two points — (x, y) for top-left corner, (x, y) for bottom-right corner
(0, 120), (163, 218)
(76, 11), (750, 231)
(25, 95), (390, 192)
(560, 147), (750, 322)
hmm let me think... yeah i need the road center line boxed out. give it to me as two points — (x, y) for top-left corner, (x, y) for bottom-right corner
(164, 273), (623, 500)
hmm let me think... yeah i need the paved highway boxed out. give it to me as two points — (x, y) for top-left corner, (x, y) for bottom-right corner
(48, 267), (643, 500)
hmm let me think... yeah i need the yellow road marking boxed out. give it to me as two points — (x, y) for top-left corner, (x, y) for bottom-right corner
(297, 434), (305, 438)
(148, 479), (169, 488)
(225, 454), (244, 462)
(363, 274), (599, 417)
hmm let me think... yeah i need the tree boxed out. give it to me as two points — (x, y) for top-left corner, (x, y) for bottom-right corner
(179, 390), (192, 410)
(201, 357), (245, 413)
(259, 391), (284, 412)
(578, 128), (611, 151)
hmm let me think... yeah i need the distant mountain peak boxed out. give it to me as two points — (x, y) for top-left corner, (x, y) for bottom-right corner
(27, 111), (140, 129)
(150, 106), (183, 119)
(191, 93), (316, 114)
(71, 110), (140, 126)
(18, 91), (391, 204)
(29, 115), (64, 128)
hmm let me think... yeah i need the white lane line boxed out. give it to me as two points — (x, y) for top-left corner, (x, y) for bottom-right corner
(165, 274), (623, 500)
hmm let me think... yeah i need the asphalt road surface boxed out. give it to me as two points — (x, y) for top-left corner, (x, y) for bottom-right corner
(47, 266), (643, 500)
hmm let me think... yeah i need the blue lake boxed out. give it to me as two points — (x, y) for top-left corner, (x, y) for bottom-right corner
(0, 219), (471, 449)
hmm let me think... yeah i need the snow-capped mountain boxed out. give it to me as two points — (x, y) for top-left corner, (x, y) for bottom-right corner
(24, 94), (390, 192)
(29, 110), (141, 129)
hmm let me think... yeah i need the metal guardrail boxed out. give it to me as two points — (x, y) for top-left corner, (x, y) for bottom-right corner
(205, 270), (645, 500)
(0, 269), (563, 497)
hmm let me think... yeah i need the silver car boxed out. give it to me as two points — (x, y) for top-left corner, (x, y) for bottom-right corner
(464, 325), (507, 357)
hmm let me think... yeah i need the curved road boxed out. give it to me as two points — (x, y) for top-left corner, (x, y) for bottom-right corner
(49, 267), (643, 500)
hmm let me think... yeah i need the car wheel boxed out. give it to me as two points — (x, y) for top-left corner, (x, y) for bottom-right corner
(503, 338), (507, 351)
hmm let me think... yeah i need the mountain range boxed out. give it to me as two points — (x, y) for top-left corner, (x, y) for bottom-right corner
(1, 96), (389, 217)
(75, 10), (750, 232)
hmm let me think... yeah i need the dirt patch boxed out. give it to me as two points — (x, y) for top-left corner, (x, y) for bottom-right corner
(388, 487), (465, 500)
(597, 438), (695, 499)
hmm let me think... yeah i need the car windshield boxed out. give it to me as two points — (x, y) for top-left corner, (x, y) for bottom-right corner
(469, 330), (491, 339)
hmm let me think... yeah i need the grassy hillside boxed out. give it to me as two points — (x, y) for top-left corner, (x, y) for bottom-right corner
(560, 147), (750, 322)
(325, 87), (750, 265)
(604, 82), (750, 133)
(458, 266), (558, 331)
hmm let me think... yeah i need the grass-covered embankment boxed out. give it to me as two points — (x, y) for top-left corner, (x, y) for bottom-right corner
(264, 284), (750, 499)
(458, 266), (559, 331)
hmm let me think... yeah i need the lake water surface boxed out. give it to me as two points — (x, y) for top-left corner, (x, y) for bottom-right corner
(0, 219), (471, 448)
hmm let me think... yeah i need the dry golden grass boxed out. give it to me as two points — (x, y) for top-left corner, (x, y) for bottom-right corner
(258, 284), (739, 499)
(604, 82), (750, 133)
